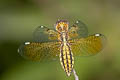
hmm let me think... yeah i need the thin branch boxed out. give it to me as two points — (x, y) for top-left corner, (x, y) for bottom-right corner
(73, 69), (79, 80)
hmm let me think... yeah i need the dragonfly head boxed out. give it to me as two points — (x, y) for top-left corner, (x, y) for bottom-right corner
(55, 20), (69, 33)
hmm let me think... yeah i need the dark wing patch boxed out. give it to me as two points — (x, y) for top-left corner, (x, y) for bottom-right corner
(33, 26), (58, 42)
(69, 20), (88, 39)
(18, 42), (60, 61)
(70, 34), (106, 56)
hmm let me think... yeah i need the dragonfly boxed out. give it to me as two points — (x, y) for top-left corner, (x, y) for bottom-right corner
(18, 20), (106, 77)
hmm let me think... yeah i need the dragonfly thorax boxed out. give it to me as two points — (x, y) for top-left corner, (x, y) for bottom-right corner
(58, 32), (69, 42)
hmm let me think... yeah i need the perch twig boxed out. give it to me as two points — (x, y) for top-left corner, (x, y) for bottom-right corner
(73, 69), (79, 80)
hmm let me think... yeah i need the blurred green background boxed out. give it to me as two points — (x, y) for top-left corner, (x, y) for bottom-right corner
(0, 0), (120, 80)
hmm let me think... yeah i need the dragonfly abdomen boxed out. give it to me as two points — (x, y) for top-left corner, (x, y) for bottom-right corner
(60, 43), (74, 76)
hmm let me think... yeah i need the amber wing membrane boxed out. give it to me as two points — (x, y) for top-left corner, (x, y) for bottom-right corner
(33, 26), (58, 42)
(70, 34), (106, 56)
(18, 42), (60, 61)
(69, 20), (88, 39)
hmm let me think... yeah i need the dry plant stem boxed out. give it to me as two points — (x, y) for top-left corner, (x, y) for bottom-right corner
(73, 69), (79, 80)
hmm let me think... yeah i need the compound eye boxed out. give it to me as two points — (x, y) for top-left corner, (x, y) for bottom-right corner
(55, 24), (62, 32)
(58, 27), (62, 32)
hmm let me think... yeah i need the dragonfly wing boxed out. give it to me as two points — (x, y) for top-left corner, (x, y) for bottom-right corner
(18, 42), (60, 61)
(33, 26), (58, 42)
(70, 34), (106, 56)
(69, 20), (88, 39)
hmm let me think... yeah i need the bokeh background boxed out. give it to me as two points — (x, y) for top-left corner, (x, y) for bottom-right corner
(0, 0), (120, 80)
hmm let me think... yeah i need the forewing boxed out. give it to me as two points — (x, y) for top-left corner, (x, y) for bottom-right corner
(18, 42), (60, 61)
(69, 20), (88, 39)
(70, 34), (106, 56)
(33, 26), (58, 42)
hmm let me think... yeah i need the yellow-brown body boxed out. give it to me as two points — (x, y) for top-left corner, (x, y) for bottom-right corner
(55, 20), (74, 76)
